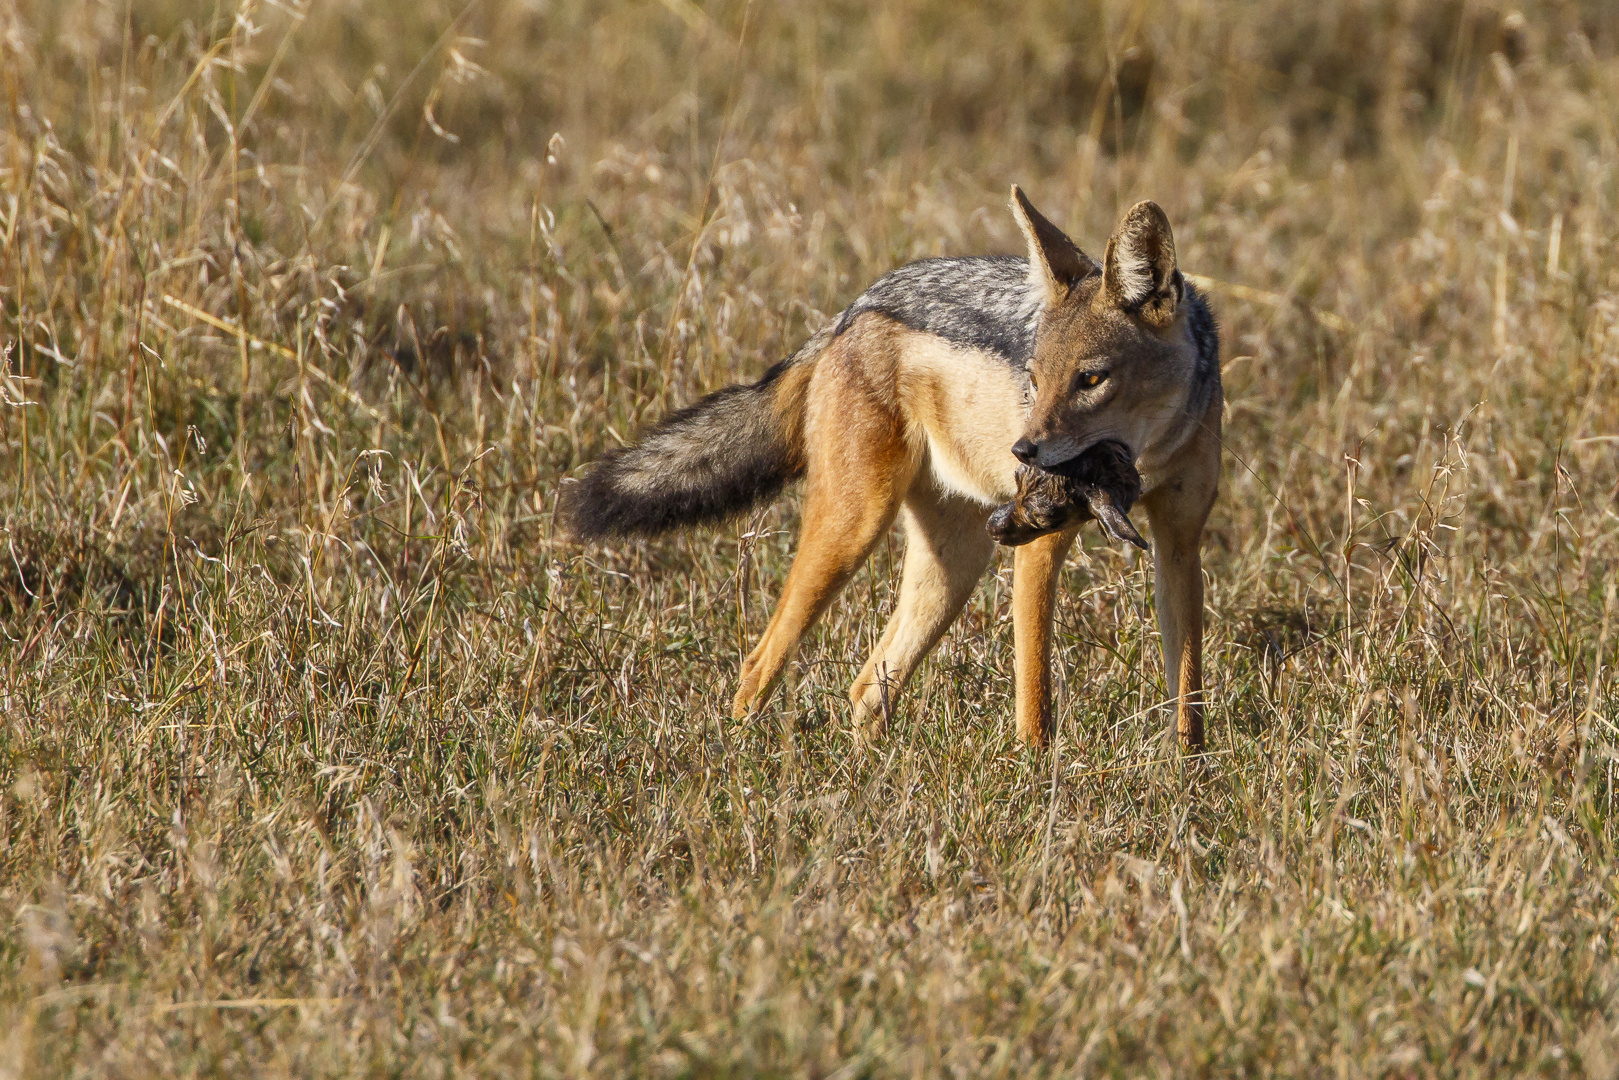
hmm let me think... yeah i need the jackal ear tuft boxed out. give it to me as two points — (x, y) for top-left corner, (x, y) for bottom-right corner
(1103, 200), (1182, 328)
(1009, 185), (1097, 306)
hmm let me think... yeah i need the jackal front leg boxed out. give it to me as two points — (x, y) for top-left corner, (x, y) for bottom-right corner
(1143, 486), (1213, 754)
(1011, 526), (1079, 745)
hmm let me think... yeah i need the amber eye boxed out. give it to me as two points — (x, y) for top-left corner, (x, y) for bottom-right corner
(1079, 370), (1109, 390)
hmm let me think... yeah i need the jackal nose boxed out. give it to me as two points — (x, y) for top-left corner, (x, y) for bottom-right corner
(1011, 438), (1039, 465)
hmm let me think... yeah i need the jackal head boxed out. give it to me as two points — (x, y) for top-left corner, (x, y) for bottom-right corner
(1007, 187), (1200, 471)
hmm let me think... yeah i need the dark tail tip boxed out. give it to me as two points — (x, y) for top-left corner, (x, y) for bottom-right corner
(555, 476), (601, 543)
(560, 359), (812, 542)
(557, 449), (693, 542)
(559, 441), (799, 543)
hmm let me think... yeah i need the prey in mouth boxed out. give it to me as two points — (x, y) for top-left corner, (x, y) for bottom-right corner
(986, 440), (1148, 551)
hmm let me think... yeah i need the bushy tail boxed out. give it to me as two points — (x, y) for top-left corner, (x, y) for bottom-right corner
(563, 341), (821, 541)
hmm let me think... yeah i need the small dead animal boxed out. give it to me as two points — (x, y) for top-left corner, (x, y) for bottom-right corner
(986, 440), (1148, 550)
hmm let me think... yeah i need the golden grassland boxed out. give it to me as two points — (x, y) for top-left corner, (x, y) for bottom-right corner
(4, 0), (1619, 1074)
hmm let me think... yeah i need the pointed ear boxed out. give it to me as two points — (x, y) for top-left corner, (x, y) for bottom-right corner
(1009, 185), (1097, 306)
(1102, 200), (1183, 328)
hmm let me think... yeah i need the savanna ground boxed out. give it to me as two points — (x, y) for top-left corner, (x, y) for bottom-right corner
(3, 0), (1619, 1075)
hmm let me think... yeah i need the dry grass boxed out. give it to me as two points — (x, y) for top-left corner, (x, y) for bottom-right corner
(4, 0), (1619, 1075)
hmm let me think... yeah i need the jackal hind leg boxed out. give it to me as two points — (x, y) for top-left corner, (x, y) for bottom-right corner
(730, 380), (918, 722)
(849, 485), (995, 738)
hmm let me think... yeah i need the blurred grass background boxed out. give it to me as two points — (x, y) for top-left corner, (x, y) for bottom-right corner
(5, 0), (1619, 1075)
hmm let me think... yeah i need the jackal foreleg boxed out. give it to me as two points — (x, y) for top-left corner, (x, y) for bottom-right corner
(1142, 478), (1215, 754)
(1011, 526), (1080, 745)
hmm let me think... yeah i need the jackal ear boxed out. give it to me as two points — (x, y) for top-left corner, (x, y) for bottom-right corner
(1009, 185), (1097, 306)
(1103, 200), (1183, 329)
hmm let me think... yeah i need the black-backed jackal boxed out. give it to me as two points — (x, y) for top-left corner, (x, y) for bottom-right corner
(566, 188), (1221, 751)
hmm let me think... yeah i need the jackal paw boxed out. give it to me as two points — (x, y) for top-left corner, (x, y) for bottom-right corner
(849, 681), (899, 745)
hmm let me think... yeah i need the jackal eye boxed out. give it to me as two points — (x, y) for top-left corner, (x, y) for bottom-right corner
(1077, 370), (1110, 390)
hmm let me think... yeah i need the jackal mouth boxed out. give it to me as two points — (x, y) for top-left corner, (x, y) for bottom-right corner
(1043, 437), (1134, 475)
